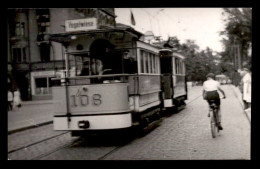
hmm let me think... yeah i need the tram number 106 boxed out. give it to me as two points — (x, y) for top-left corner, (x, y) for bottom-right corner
(70, 94), (102, 107)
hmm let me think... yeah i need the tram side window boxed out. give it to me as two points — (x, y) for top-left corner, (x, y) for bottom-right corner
(183, 62), (185, 75)
(140, 50), (144, 73)
(175, 58), (184, 75)
(175, 58), (178, 74)
(150, 54), (154, 73)
(145, 52), (149, 73)
(140, 50), (159, 74)
(140, 50), (148, 73)
(123, 51), (137, 74)
(155, 55), (159, 74)
(179, 60), (182, 74)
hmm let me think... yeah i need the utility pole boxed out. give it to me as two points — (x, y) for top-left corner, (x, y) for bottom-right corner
(233, 36), (242, 86)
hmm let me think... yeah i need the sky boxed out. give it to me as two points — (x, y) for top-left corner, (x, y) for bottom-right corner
(114, 8), (226, 53)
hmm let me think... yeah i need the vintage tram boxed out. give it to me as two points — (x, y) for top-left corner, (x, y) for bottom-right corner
(49, 24), (187, 136)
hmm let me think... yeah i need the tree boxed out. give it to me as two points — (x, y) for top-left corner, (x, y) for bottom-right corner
(180, 40), (221, 82)
(220, 8), (252, 69)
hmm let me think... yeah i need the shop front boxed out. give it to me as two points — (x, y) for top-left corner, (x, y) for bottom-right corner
(30, 70), (62, 100)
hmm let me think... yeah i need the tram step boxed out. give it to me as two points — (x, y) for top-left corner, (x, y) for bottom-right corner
(143, 118), (163, 133)
(177, 104), (186, 111)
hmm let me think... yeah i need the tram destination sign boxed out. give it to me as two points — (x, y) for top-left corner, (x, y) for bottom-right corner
(65, 18), (97, 32)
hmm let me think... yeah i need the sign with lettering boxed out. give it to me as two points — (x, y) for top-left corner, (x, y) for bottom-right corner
(70, 87), (102, 107)
(65, 18), (97, 32)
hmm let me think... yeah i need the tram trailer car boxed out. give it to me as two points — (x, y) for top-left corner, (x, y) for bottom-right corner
(159, 49), (187, 113)
(49, 27), (187, 136)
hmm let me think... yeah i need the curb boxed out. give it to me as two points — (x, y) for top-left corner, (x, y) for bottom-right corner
(230, 85), (251, 123)
(8, 121), (53, 135)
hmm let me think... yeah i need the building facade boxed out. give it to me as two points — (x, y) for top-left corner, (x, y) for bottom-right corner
(7, 8), (116, 100)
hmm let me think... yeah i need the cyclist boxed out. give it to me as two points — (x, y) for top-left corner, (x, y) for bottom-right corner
(203, 73), (226, 130)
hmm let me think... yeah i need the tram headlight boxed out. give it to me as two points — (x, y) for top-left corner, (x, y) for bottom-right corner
(78, 120), (90, 129)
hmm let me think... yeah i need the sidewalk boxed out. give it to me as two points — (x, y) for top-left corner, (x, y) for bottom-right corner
(230, 85), (251, 122)
(8, 100), (54, 134)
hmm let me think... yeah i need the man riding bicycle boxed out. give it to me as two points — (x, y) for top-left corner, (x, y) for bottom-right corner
(203, 73), (226, 130)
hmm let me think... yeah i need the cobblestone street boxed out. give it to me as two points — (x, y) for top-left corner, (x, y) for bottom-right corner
(8, 85), (248, 160)
(102, 85), (250, 160)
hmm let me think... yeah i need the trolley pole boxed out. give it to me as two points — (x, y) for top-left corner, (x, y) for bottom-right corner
(64, 48), (69, 78)
(64, 46), (71, 128)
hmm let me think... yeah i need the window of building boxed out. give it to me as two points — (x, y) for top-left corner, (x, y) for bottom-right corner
(35, 77), (47, 95)
(35, 76), (57, 95)
(36, 9), (50, 41)
(12, 47), (27, 63)
(14, 22), (25, 37)
(39, 43), (50, 62)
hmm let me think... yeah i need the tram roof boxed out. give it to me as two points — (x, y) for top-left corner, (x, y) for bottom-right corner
(48, 27), (143, 44)
(159, 49), (186, 60)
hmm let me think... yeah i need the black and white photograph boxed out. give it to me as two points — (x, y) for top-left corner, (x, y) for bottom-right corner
(7, 8), (251, 160)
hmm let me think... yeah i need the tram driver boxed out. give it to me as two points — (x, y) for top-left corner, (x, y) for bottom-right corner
(80, 61), (90, 76)
(91, 59), (103, 76)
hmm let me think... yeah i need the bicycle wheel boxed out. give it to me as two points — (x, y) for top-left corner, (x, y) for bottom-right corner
(210, 110), (216, 138)
(215, 109), (220, 133)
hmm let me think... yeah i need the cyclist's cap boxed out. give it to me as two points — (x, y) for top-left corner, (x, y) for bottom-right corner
(206, 73), (215, 79)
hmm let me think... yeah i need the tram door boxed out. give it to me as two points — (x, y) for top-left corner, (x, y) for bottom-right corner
(160, 57), (173, 100)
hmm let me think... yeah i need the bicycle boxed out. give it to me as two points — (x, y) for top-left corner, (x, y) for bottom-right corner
(208, 95), (226, 138)
(208, 100), (220, 138)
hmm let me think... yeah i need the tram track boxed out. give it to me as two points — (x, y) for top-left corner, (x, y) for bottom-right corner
(8, 131), (78, 160)
(8, 131), (70, 154)
(31, 136), (82, 160)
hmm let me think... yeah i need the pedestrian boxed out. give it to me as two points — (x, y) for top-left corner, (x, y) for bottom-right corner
(238, 68), (251, 111)
(13, 88), (22, 111)
(8, 90), (13, 111)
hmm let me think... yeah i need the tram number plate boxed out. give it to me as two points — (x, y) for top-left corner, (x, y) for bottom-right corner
(70, 94), (102, 107)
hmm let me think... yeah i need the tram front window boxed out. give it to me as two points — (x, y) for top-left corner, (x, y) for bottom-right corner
(67, 50), (135, 84)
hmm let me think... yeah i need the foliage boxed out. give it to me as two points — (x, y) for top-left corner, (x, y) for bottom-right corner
(178, 40), (222, 82)
(220, 8), (252, 68)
